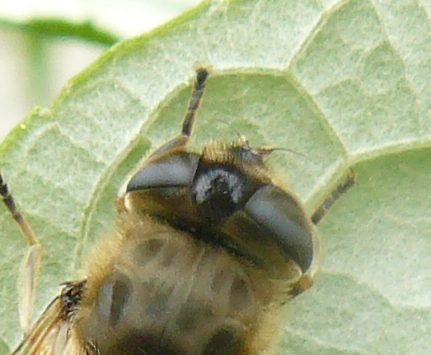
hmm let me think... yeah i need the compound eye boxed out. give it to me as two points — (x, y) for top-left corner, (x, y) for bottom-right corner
(126, 152), (200, 192)
(245, 185), (314, 273)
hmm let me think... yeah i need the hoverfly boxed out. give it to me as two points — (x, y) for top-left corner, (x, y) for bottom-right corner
(1, 67), (354, 355)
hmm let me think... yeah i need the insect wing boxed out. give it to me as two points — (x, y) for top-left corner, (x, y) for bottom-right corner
(11, 296), (79, 355)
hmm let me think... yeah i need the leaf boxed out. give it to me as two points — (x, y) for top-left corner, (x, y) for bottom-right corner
(1, 0), (430, 354)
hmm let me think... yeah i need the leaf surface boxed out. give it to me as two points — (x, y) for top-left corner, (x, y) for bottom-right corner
(1, 0), (430, 353)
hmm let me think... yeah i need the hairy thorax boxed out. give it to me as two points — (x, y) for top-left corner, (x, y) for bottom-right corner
(74, 215), (282, 355)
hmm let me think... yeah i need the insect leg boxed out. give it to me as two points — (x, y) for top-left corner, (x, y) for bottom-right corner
(148, 67), (210, 158)
(116, 68), (210, 212)
(311, 170), (356, 225)
(0, 172), (43, 336)
(181, 67), (210, 138)
(286, 172), (355, 298)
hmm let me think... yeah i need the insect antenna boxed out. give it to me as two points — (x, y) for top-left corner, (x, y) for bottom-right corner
(253, 146), (309, 160)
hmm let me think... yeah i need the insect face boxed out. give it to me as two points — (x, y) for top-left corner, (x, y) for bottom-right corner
(3, 67), (354, 355)
(124, 140), (316, 280)
(73, 68), (318, 355)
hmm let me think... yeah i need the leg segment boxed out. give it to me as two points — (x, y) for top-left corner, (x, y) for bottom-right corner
(311, 170), (356, 225)
(148, 67), (210, 158)
(0, 172), (43, 336)
(117, 68), (210, 212)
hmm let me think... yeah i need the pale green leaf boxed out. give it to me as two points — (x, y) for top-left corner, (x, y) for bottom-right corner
(1, 0), (430, 354)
